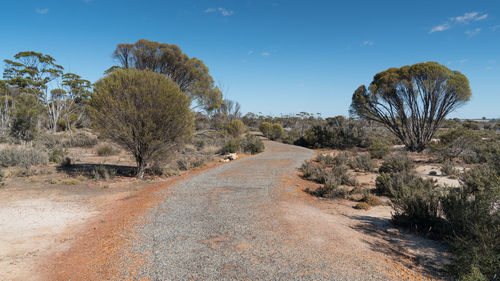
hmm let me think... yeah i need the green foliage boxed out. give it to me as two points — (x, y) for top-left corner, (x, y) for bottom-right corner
(441, 166), (500, 280)
(390, 175), (445, 238)
(429, 127), (480, 161)
(440, 160), (458, 177)
(111, 39), (223, 112)
(49, 148), (68, 163)
(65, 132), (98, 148)
(368, 139), (391, 159)
(241, 135), (265, 154)
(89, 69), (194, 178)
(294, 119), (368, 149)
(96, 144), (117, 156)
(0, 147), (48, 169)
(271, 123), (284, 140)
(378, 154), (414, 174)
(225, 119), (246, 137)
(220, 138), (241, 154)
(300, 160), (326, 183)
(350, 62), (471, 152)
(461, 139), (500, 166)
(10, 94), (41, 142)
(176, 156), (206, 171)
(259, 122), (273, 139)
(349, 154), (374, 172)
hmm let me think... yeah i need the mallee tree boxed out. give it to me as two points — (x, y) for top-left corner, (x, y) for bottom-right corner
(350, 62), (471, 152)
(88, 69), (194, 179)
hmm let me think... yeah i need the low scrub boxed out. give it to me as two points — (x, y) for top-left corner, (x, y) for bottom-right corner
(241, 135), (265, 154)
(368, 139), (391, 159)
(49, 148), (68, 163)
(389, 175), (445, 238)
(176, 156), (207, 171)
(441, 166), (500, 280)
(0, 147), (48, 169)
(349, 154), (374, 172)
(96, 144), (118, 156)
(361, 194), (382, 206)
(64, 133), (98, 148)
(378, 154), (414, 174)
(440, 160), (458, 178)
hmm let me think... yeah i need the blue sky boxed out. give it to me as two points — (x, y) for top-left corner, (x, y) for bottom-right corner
(1, 0), (499, 118)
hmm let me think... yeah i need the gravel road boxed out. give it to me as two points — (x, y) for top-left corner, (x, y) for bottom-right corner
(128, 140), (393, 280)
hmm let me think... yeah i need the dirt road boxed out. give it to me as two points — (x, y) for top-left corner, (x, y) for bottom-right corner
(43, 140), (446, 280)
(118, 140), (436, 280)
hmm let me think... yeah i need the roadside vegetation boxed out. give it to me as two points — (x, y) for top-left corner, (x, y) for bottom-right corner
(1, 44), (497, 280)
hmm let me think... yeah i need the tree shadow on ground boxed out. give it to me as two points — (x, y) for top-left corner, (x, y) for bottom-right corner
(348, 214), (451, 279)
(57, 163), (137, 179)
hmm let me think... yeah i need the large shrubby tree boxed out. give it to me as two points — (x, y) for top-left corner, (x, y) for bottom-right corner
(109, 39), (223, 112)
(88, 69), (194, 179)
(2, 51), (90, 136)
(350, 62), (471, 152)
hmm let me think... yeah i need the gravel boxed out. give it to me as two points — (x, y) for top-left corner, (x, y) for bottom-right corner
(125, 141), (392, 280)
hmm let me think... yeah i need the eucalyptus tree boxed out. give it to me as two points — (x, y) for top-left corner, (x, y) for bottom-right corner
(88, 69), (194, 179)
(60, 73), (91, 136)
(350, 62), (471, 152)
(3, 51), (64, 132)
(109, 39), (223, 112)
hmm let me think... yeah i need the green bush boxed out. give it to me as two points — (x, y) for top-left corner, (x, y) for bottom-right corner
(241, 135), (265, 154)
(96, 144), (117, 156)
(10, 94), (41, 142)
(0, 147), (48, 169)
(378, 154), (414, 174)
(177, 157), (206, 171)
(440, 160), (458, 177)
(271, 123), (284, 140)
(441, 166), (500, 280)
(349, 154), (374, 172)
(429, 127), (480, 161)
(226, 119), (246, 138)
(49, 148), (68, 163)
(368, 139), (391, 159)
(390, 176), (445, 238)
(300, 160), (326, 183)
(220, 138), (241, 154)
(259, 122), (273, 139)
(64, 132), (98, 148)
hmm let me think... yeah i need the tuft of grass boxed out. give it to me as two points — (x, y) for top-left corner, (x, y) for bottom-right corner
(354, 202), (370, 210)
(362, 194), (383, 206)
(62, 178), (80, 185)
(96, 144), (118, 156)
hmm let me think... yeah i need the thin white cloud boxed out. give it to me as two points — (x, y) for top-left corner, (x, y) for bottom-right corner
(205, 7), (234, 16)
(297, 83), (305, 87)
(430, 23), (450, 33)
(261, 52), (271, 56)
(218, 8), (234, 16)
(465, 28), (481, 37)
(247, 50), (254, 55)
(35, 8), (49, 14)
(492, 25), (500, 31)
(453, 12), (488, 23)
(430, 11), (488, 33)
(361, 40), (374, 46)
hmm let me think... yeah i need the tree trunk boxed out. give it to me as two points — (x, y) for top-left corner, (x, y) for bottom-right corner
(136, 158), (146, 179)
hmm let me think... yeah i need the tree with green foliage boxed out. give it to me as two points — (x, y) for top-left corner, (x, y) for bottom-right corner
(88, 69), (194, 179)
(60, 73), (91, 136)
(350, 62), (471, 152)
(10, 94), (41, 142)
(226, 119), (246, 138)
(109, 39), (223, 112)
(271, 123), (284, 140)
(259, 122), (272, 139)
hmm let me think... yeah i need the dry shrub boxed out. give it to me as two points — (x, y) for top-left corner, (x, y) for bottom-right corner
(354, 202), (370, 210)
(96, 144), (118, 156)
(362, 194), (382, 206)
